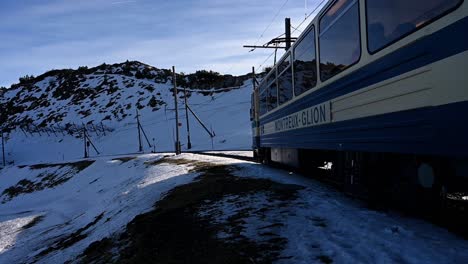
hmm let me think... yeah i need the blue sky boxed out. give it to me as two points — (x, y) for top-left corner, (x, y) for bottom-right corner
(0, 0), (323, 87)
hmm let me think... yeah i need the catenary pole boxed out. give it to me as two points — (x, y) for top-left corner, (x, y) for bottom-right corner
(139, 122), (152, 148)
(1, 131), (5, 167)
(184, 86), (192, 149)
(83, 125), (100, 156)
(83, 127), (88, 158)
(186, 104), (215, 138)
(285, 18), (291, 51)
(172, 66), (181, 155)
(137, 110), (143, 152)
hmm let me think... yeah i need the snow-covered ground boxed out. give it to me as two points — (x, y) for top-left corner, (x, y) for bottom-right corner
(1, 153), (467, 263)
(0, 154), (199, 263)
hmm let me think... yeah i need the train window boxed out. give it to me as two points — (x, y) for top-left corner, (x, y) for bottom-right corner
(320, 0), (352, 32)
(366, 0), (463, 54)
(278, 55), (293, 105)
(259, 89), (268, 116)
(266, 71), (275, 86)
(277, 54), (291, 74)
(319, 0), (361, 82)
(267, 81), (278, 111)
(258, 83), (267, 116)
(294, 26), (317, 96)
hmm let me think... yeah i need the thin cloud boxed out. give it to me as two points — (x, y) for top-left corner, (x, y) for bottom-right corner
(0, 0), (323, 88)
(111, 0), (137, 5)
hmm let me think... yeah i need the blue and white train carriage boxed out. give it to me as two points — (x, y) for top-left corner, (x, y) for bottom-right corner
(251, 0), (468, 206)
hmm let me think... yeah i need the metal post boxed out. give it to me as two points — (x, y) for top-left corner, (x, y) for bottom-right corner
(172, 66), (181, 155)
(184, 86), (192, 149)
(1, 132), (5, 167)
(285, 18), (291, 51)
(139, 121), (152, 148)
(83, 124), (100, 156)
(186, 104), (215, 138)
(211, 125), (214, 150)
(85, 133), (100, 155)
(83, 127), (88, 158)
(137, 110), (143, 152)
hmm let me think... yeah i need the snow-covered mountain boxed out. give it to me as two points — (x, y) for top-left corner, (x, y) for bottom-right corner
(0, 61), (254, 165)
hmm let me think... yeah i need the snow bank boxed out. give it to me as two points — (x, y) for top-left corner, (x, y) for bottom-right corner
(0, 154), (200, 263)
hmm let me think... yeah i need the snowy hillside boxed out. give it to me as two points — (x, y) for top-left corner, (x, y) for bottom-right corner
(0, 61), (254, 165)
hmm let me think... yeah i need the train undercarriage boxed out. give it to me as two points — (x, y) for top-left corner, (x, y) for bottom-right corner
(255, 147), (468, 225)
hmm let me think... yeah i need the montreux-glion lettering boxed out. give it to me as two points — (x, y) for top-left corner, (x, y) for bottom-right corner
(261, 102), (331, 135)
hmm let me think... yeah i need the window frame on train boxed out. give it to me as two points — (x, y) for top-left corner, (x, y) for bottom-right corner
(278, 52), (294, 106)
(266, 67), (278, 111)
(365, 0), (464, 55)
(258, 83), (268, 116)
(318, 0), (362, 82)
(293, 25), (318, 97)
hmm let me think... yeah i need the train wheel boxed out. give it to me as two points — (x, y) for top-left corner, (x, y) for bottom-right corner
(253, 150), (259, 163)
(414, 159), (450, 218)
(431, 164), (452, 223)
(388, 157), (438, 214)
(260, 148), (271, 165)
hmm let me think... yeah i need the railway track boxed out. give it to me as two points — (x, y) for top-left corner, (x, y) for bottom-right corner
(187, 151), (255, 162)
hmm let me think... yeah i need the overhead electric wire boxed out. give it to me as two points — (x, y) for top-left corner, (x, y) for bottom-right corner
(291, 24), (302, 33)
(78, 81), (254, 141)
(257, 50), (276, 71)
(253, 0), (327, 71)
(250, 0), (291, 49)
(292, 0), (327, 35)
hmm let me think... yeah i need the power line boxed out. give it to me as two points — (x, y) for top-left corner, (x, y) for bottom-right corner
(251, 0), (291, 47)
(257, 50), (276, 71)
(291, 24), (302, 33)
(292, 0), (327, 35)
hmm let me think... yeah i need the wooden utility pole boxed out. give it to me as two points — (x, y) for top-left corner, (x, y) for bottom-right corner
(172, 66), (181, 155)
(83, 125), (99, 158)
(184, 86), (192, 149)
(136, 110), (143, 152)
(186, 104), (215, 138)
(136, 111), (152, 150)
(1, 131), (5, 167)
(83, 127), (88, 158)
